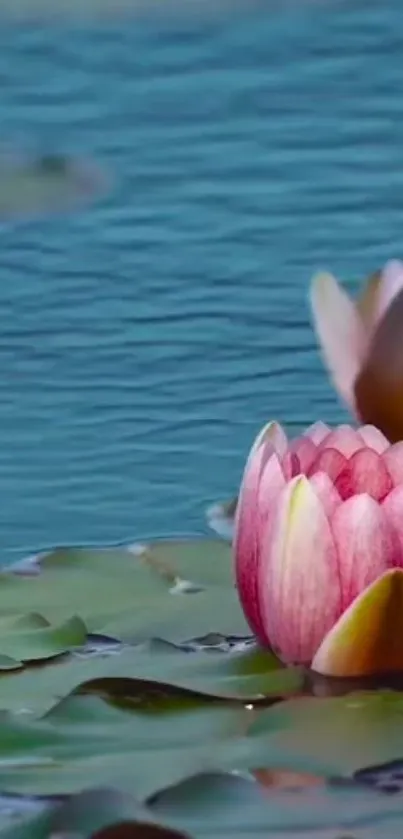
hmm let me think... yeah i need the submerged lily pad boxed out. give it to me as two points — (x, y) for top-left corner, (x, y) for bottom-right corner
(0, 152), (108, 220)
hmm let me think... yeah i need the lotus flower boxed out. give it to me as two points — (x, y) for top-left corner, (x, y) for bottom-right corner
(311, 259), (403, 443)
(235, 420), (403, 678)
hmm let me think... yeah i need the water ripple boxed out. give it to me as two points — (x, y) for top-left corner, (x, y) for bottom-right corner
(0, 2), (398, 557)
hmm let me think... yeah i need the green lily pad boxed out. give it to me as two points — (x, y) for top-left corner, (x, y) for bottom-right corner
(0, 538), (299, 720)
(0, 638), (302, 716)
(1, 777), (403, 839)
(0, 614), (87, 664)
(148, 770), (403, 837)
(0, 694), (253, 800)
(49, 788), (185, 839)
(75, 640), (302, 702)
(0, 535), (396, 836)
(3, 541), (248, 645)
(0, 792), (55, 839)
(0, 789), (184, 839)
(246, 691), (403, 777)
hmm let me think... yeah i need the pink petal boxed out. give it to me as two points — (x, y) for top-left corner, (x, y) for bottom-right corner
(234, 442), (268, 643)
(235, 421), (287, 536)
(250, 420), (288, 460)
(358, 424), (390, 454)
(259, 476), (341, 665)
(383, 441), (403, 487)
(309, 471), (342, 519)
(319, 425), (365, 457)
(376, 259), (403, 326)
(310, 272), (368, 411)
(382, 486), (403, 559)
(335, 448), (392, 502)
(281, 451), (301, 481)
(331, 494), (399, 612)
(288, 436), (318, 474)
(303, 421), (331, 445)
(308, 447), (348, 484)
(257, 453), (287, 530)
(234, 422), (288, 644)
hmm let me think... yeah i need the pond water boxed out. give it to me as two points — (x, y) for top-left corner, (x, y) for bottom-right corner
(0, 0), (401, 562)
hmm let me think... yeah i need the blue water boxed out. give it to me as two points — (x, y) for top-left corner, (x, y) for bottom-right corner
(0, 0), (401, 561)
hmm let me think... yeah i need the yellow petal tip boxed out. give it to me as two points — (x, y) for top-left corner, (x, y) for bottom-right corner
(312, 569), (403, 678)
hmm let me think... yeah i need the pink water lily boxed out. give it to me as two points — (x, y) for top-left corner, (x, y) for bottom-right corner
(310, 259), (403, 443)
(235, 420), (403, 677)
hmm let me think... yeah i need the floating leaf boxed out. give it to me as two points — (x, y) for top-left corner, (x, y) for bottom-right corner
(148, 770), (403, 836)
(2, 542), (248, 645)
(0, 536), (397, 836)
(48, 788), (158, 837)
(0, 791), (55, 839)
(0, 657), (23, 672)
(0, 637), (302, 716)
(0, 694), (253, 800)
(75, 640), (302, 703)
(247, 691), (403, 777)
(0, 614), (87, 663)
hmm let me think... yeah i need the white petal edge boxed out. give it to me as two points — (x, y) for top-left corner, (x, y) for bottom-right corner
(310, 271), (368, 411)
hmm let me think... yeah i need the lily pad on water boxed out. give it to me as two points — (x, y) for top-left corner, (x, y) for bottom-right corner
(4, 541), (247, 644)
(48, 788), (181, 839)
(1, 777), (403, 839)
(0, 637), (302, 716)
(247, 691), (403, 777)
(0, 788), (184, 839)
(0, 613), (86, 666)
(148, 770), (403, 838)
(0, 539), (302, 716)
(0, 689), (399, 824)
(0, 537), (400, 835)
(0, 694), (252, 800)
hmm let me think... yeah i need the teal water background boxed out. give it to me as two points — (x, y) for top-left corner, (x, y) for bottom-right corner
(0, 0), (401, 561)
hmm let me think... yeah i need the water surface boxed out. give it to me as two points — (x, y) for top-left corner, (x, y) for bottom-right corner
(0, 0), (401, 560)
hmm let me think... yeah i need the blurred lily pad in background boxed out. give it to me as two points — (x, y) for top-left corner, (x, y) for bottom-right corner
(0, 539), (399, 836)
(0, 152), (108, 220)
(0, 0), (263, 24)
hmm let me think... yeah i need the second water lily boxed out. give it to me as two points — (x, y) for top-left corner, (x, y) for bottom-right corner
(311, 259), (403, 442)
(235, 420), (403, 678)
